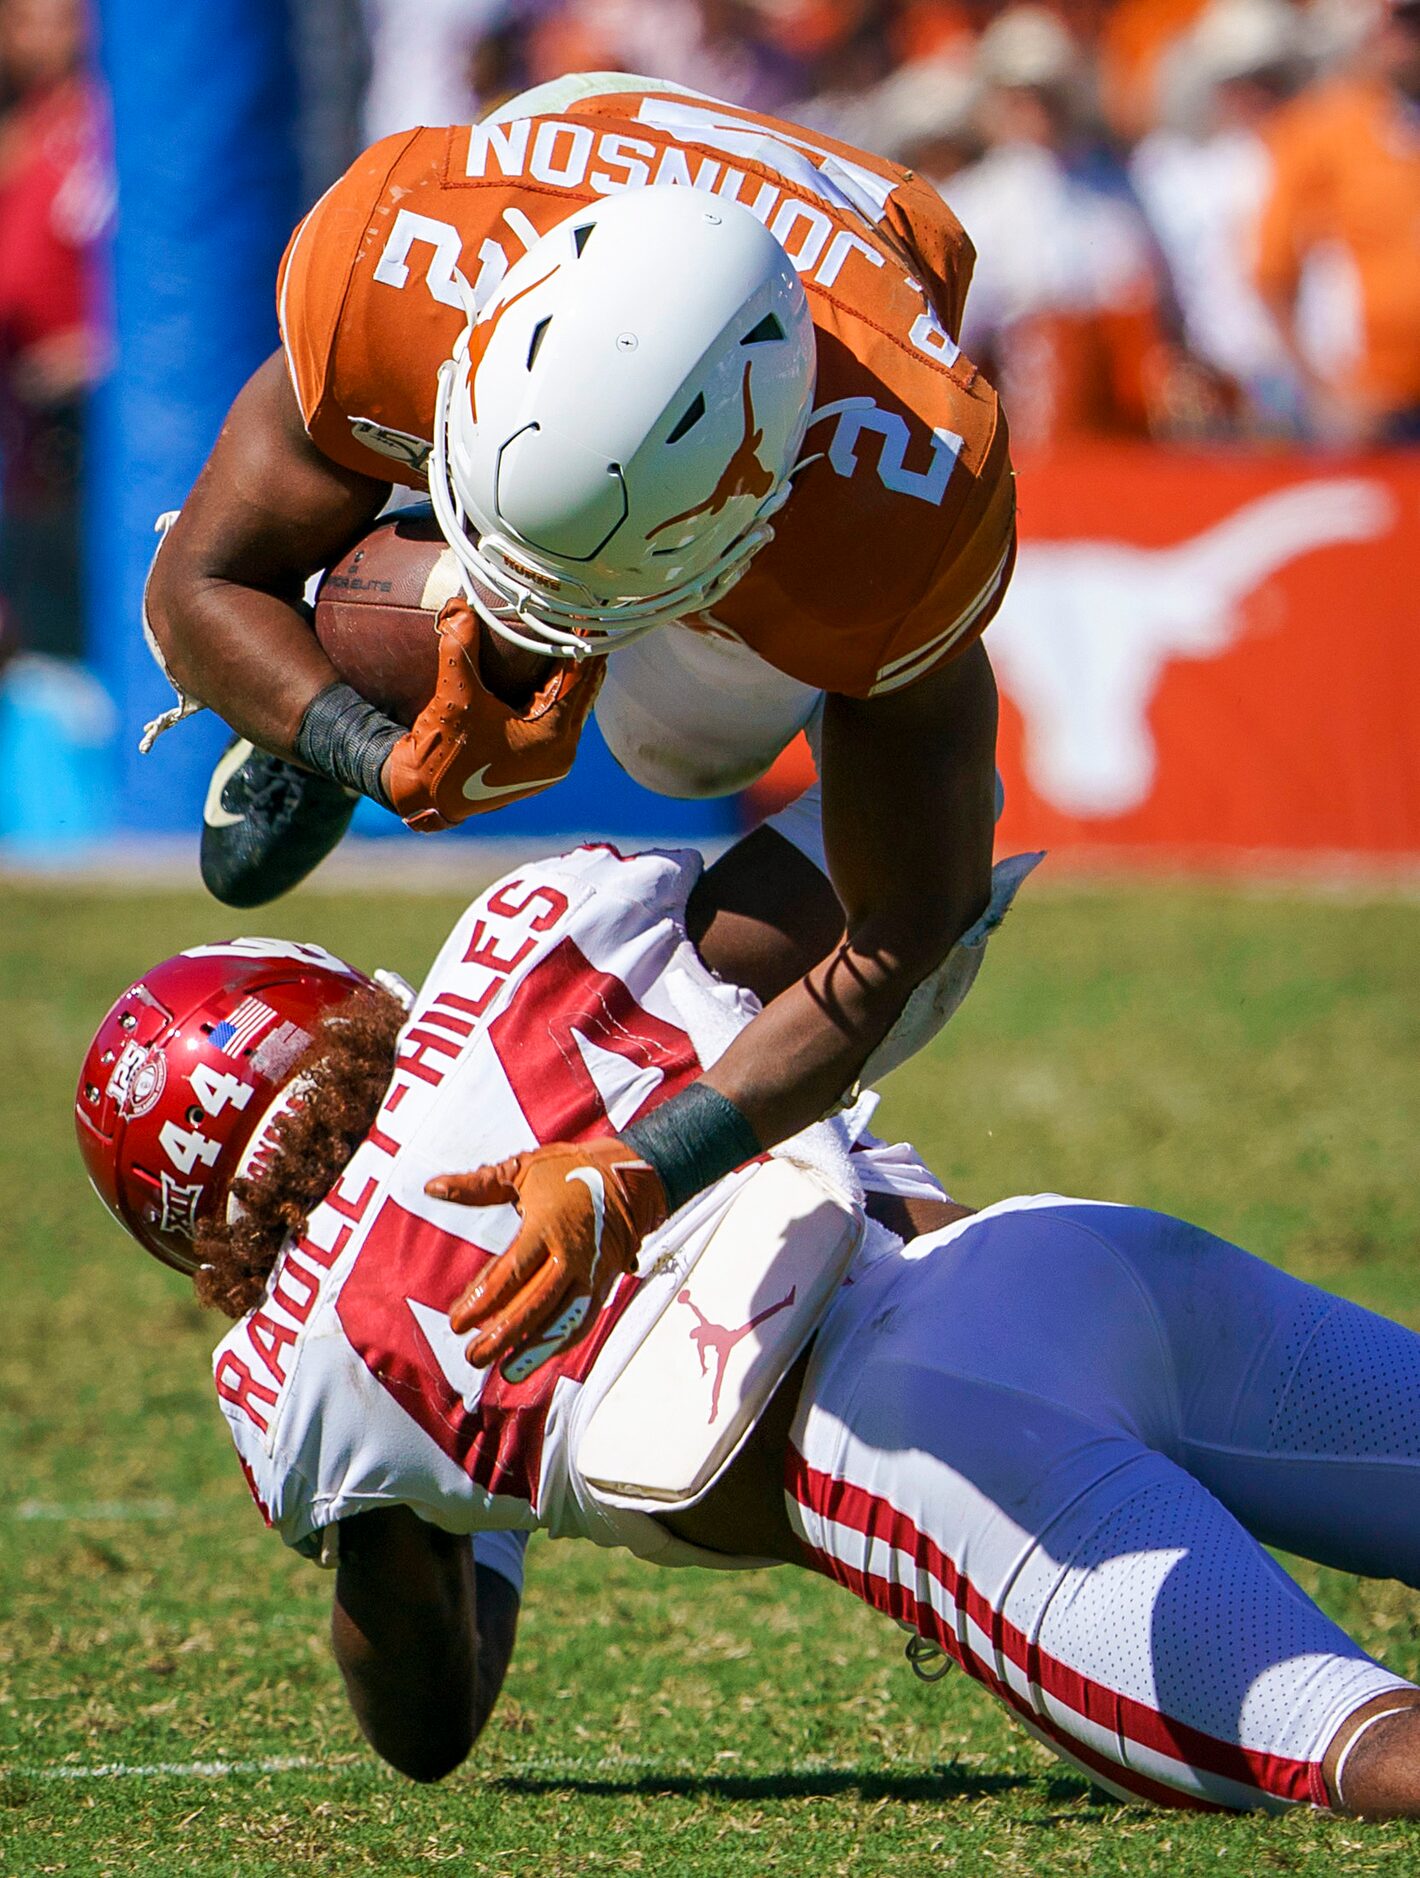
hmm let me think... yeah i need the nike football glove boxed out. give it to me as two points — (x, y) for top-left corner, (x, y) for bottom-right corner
(432, 1138), (668, 1375)
(386, 597), (604, 833)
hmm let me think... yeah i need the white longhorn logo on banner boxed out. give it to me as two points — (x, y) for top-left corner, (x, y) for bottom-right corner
(988, 479), (1395, 817)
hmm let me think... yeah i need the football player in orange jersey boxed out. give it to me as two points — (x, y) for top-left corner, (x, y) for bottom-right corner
(144, 75), (1022, 1365)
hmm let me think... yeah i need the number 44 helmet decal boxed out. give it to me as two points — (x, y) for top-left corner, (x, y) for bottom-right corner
(75, 939), (372, 1274)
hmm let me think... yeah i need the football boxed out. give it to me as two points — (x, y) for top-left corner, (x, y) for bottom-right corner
(312, 505), (458, 726)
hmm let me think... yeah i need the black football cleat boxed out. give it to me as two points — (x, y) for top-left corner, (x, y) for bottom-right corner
(200, 737), (358, 908)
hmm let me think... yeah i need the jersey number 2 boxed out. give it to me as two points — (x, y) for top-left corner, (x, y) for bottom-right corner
(372, 208), (507, 312)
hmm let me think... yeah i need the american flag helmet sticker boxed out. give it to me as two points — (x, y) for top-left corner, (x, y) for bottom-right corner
(210, 996), (278, 1057)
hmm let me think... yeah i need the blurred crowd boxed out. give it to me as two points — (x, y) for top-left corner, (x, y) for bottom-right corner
(0, 0), (113, 847)
(364, 0), (1420, 452)
(0, 0), (1416, 683)
(0, 0), (107, 667)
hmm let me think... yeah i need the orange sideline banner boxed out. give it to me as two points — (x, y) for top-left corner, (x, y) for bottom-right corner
(748, 446), (1420, 869)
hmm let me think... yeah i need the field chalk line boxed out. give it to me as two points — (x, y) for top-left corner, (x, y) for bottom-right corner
(11, 1757), (346, 1782)
(10, 1499), (178, 1522)
(8, 1752), (854, 1784)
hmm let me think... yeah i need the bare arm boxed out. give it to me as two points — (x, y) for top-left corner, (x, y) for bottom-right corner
(702, 640), (998, 1143)
(330, 1506), (520, 1782)
(434, 642), (997, 1371)
(687, 823), (847, 1007)
(144, 350), (392, 758)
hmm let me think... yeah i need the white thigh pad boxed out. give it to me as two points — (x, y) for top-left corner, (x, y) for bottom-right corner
(577, 1160), (863, 1509)
(858, 849), (1043, 1087)
(595, 623), (821, 797)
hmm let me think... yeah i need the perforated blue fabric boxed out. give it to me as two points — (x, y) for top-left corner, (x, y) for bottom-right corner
(1269, 1299), (1420, 1459)
(1031, 1469), (1372, 1768)
(790, 1197), (1419, 1812)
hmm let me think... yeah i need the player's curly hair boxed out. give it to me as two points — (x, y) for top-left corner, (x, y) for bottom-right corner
(193, 985), (405, 1320)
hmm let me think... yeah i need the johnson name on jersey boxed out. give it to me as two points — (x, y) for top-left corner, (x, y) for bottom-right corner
(277, 84), (1015, 698)
(212, 843), (946, 1569)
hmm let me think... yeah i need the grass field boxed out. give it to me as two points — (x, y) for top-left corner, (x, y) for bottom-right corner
(2, 868), (1418, 1876)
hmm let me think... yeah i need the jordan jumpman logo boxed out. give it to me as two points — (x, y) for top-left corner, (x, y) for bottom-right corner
(678, 1285), (797, 1425)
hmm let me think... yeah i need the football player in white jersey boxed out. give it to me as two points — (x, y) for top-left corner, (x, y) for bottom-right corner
(76, 827), (1420, 1816)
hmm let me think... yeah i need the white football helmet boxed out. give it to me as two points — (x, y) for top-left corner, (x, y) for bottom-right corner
(429, 187), (816, 659)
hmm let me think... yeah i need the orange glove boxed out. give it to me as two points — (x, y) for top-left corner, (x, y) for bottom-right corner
(431, 1138), (669, 1375)
(385, 598), (604, 833)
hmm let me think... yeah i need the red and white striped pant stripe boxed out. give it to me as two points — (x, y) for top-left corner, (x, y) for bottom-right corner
(787, 1449), (1322, 1811)
(782, 1198), (1418, 1812)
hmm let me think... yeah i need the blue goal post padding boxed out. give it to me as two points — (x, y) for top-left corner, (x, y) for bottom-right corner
(90, 0), (301, 835)
(87, 1), (737, 845)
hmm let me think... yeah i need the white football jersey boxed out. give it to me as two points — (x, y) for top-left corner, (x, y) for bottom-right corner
(213, 844), (945, 1568)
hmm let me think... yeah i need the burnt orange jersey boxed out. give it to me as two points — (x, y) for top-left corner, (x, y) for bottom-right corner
(1256, 79), (1420, 422)
(278, 86), (1014, 699)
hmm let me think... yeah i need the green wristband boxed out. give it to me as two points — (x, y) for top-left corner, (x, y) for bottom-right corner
(622, 1082), (762, 1214)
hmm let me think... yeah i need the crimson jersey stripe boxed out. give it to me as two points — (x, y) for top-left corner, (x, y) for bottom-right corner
(336, 925), (703, 1514)
(336, 1196), (643, 1505)
(490, 936), (699, 1142)
(786, 1449), (1322, 1808)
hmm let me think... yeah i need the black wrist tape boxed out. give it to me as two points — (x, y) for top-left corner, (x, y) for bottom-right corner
(296, 682), (402, 809)
(622, 1081), (762, 1214)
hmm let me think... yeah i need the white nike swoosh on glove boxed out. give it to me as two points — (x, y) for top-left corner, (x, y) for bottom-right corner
(566, 1166), (607, 1287)
(461, 761), (573, 803)
(203, 739), (256, 828)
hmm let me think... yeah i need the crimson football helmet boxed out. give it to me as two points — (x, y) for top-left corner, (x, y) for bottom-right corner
(75, 938), (373, 1273)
